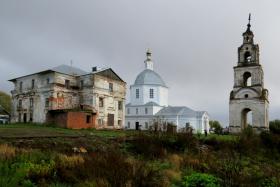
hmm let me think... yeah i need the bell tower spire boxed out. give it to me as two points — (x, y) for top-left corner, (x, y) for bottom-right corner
(238, 14), (259, 66)
(144, 49), (154, 70)
(247, 13), (251, 31)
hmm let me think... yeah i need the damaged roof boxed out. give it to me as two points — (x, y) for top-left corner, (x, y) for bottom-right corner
(51, 65), (87, 76)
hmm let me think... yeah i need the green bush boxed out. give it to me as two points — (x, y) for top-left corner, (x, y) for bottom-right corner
(259, 177), (278, 187)
(269, 120), (280, 134)
(181, 172), (221, 187)
(241, 125), (254, 138)
(209, 121), (223, 134)
(0, 161), (27, 187)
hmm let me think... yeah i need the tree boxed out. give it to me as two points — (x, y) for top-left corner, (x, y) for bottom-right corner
(0, 91), (11, 114)
(269, 120), (280, 134)
(209, 120), (223, 134)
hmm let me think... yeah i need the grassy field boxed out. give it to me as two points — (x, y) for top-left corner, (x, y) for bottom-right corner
(0, 123), (131, 138)
(0, 123), (279, 187)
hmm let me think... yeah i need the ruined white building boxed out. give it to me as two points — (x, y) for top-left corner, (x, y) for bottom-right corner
(9, 65), (126, 129)
(229, 16), (269, 133)
(125, 50), (209, 133)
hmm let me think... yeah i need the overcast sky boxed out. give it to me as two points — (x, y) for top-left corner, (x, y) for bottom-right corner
(0, 0), (279, 125)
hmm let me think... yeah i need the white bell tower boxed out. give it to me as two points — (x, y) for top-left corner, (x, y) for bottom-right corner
(229, 14), (269, 133)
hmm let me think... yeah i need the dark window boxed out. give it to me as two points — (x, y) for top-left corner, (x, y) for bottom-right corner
(98, 119), (103, 126)
(19, 82), (23, 92)
(136, 89), (139, 99)
(46, 78), (50, 84)
(109, 83), (113, 92)
(80, 80), (84, 89)
(108, 114), (114, 126)
(45, 98), (49, 108)
(118, 120), (122, 126)
(245, 94), (249, 98)
(99, 98), (104, 107)
(86, 115), (91, 124)
(150, 89), (154, 98)
(31, 79), (35, 89)
(65, 80), (70, 89)
(29, 113), (33, 122)
(30, 98), (33, 108)
(18, 113), (21, 122)
(136, 108), (139, 115)
(118, 101), (123, 110)
(127, 122), (130, 128)
(127, 108), (130, 114)
(145, 108), (148, 114)
(23, 113), (27, 123)
(145, 122), (148, 129)
(18, 100), (22, 109)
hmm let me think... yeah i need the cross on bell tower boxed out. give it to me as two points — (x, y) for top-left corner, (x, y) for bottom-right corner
(229, 14), (269, 133)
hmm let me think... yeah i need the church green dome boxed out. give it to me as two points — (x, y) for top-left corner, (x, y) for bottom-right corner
(134, 69), (167, 87)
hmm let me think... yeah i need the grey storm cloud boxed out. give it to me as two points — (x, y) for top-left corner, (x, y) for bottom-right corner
(0, 0), (280, 125)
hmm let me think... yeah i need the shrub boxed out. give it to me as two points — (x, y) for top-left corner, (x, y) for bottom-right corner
(209, 121), (223, 134)
(241, 126), (254, 138)
(128, 133), (167, 158)
(167, 154), (183, 170)
(269, 120), (280, 134)
(259, 177), (278, 187)
(0, 161), (27, 187)
(56, 154), (84, 168)
(130, 160), (166, 187)
(181, 172), (221, 187)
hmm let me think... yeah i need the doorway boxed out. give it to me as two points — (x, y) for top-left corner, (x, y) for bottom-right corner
(135, 122), (140, 130)
(23, 113), (27, 123)
(241, 108), (252, 129)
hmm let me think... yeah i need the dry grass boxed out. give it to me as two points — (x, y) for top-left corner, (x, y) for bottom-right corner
(0, 144), (16, 160)
(167, 154), (183, 170)
(57, 154), (84, 168)
(163, 169), (181, 182)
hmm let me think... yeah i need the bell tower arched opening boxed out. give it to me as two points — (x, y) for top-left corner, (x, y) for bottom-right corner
(241, 108), (252, 129)
(244, 51), (252, 62)
(243, 72), (252, 86)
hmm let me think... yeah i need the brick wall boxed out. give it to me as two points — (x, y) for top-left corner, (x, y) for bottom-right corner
(67, 111), (96, 129)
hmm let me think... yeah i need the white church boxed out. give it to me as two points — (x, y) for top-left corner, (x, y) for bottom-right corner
(125, 49), (210, 133)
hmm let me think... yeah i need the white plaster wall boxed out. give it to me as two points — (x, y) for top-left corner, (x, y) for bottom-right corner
(125, 118), (153, 130)
(233, 66), (263, 88)
(125, 105), (163, 116)
(229, 99), (269, 132)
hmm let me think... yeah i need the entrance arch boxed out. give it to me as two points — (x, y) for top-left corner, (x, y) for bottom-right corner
(241, 108), (252, 129)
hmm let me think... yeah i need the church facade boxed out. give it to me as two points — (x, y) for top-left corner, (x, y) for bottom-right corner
(229, 16), (269, 133)
(125, 50), (209, 133)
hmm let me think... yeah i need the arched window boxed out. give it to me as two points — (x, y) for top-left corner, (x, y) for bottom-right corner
(243, 72), (252, 86)
(244, 51), (252, 62)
